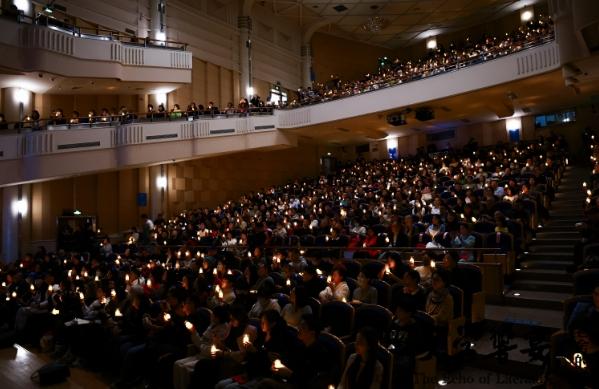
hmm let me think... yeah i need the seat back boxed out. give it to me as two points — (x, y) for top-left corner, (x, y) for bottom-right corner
(573, 269), (599, 295)
(448, 285), (464, 319)
(321, 301), (355, 338)
(354, 304), (393, 335)
(306, 297), (322, 320)
(319, 332), (346, 384)
(563, 295), (593, 329)
(345, 277), (358, 297)
(344, 260), (362, 279)
(371, 279), (391, 308)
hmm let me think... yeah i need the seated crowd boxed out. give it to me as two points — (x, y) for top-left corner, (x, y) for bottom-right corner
(0, 95), (274, 131)
(294, 16), (553, 107)
(0, 135), (570, 389)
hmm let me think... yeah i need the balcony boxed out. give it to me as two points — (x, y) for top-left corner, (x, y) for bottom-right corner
(0, 113), (289, 186)
(0, 15), (192, 83)
(276, 40), (561, 129)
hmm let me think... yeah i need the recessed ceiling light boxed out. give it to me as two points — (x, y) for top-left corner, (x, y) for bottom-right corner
(514, 292), (521, 296)
(333, 4), (348, 12)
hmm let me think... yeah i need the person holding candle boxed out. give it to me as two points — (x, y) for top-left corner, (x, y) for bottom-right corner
(319, 265), (350, 303)
(173, 305), (231, 389)
(190, 305), (258, 389)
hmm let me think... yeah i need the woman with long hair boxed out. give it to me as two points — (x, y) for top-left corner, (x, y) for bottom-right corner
(338, 327), (383, 389)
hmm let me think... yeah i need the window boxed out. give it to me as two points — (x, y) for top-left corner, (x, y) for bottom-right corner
(269, 84), (287, 106)
(535, 109), (576, 128)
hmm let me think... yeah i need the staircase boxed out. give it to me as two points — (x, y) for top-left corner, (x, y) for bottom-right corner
(505, 165), (587, 310)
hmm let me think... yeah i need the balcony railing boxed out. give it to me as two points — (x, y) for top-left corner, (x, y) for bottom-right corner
(276, 39), (560, 129)
(287, 35), (555, 109)
(1, 107), (274, 133)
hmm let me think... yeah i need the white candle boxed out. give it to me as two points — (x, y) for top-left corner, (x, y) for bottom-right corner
(273, 359), (284, 370)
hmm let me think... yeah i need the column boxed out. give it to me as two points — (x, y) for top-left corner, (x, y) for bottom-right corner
(238, 15), (252, 99)
(1, 87), (33, 124)
(1, 184), (30, 263)
(301, 44), (312, 88)
(149, 0), (167, 43)
(149, 165), (167, 219)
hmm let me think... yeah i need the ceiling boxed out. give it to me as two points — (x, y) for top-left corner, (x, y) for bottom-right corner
(281, 58), (599, 145)
(255, 0), (545, 48)
(0, 71), (182, 95)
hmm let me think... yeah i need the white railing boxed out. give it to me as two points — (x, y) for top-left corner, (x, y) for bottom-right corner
(0, 116), (278, 160)
(0, 18), (192, 80)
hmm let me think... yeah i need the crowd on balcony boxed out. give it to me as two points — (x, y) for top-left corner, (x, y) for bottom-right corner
(0, 96), (275, 132)
(294, 16), (554, 107)
(0, 134), (578, 389)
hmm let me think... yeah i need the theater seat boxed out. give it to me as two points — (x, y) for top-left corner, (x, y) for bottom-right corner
(354, 304), (393, 335)
(447, 286), (466, 356)
(319, 332), (346, 384)
(456, 264), (485, 323)
(321, 300), (355, 339)
(573, 269), (599, 295)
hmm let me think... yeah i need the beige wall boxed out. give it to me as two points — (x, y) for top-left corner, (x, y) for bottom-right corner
(311, 32), (394, 84)
(167, 57), (238, 110)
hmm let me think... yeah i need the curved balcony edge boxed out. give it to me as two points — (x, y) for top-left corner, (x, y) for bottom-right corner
(274, 41), (561, 129)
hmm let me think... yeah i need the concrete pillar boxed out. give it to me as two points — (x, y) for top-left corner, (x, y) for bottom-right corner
(238, 16), (252, 99)
(1, 87), (33, 124)
(150, 0), (167, 43)
(301, 44), (312, 88)
(1, 184), (30, 263)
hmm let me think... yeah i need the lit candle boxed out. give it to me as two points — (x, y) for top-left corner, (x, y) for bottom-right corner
(431, 260), (436, 268)
(147, 279), (152, 288)
(409, 257), (415, 267)
(327, 276), (332, 283)
(125, 274), (130, 282)
(30, 284), (35, 291)
(163, 313), (171, 321)
(115, 308), (123, 317)
(242, 333), (250, 346)
(79, 292), (84, 300)
(273, 359), (285, 370)
(286, 279), (291, 286)
(51, 308), (60, 315)
(210, 344), (219, 356)
(185, 321), (194, 331)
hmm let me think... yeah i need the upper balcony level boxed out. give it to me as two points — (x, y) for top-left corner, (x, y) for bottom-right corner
(276, 39), (561, 129)
(0, 36), (566, 187)
(0, 14), (192, 83)
(0, 111), (289, 187)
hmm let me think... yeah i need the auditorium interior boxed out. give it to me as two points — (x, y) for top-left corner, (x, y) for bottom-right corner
(1, 0), (599, 388)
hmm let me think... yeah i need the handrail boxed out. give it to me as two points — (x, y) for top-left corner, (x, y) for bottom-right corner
(0, 107), (275, 133)
(4, 10), (188, 51)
